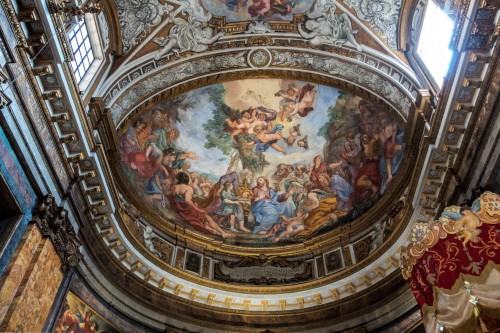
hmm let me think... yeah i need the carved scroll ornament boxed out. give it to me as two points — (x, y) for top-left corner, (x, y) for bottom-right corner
(31, 194), (82, 272)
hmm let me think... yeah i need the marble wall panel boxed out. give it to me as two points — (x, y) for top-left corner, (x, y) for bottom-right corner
(1, 234), (63, 332)
(0, 224), (41, 324)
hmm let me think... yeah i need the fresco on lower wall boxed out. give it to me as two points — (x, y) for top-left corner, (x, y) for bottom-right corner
(54, 291), (119, 333)
(201, 0), (313, 22)
(119, 79), (405, 246)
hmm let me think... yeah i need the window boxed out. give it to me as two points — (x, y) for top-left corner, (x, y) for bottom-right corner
(68, 19), (95, 84)
(416, 1), (455, 87)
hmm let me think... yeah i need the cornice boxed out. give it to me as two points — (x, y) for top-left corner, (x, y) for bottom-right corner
(78, 226), (414, 331)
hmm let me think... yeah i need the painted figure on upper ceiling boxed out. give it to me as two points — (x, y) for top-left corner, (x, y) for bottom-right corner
(201, 0), (313, 22)
(119, 119), (145, 157)
(117, 0), (174, 53)
(275, 84), (318, 121)
(249, 124), (287, 154)
(247, 0), (295, 19)
(251, 176), (296, 234)
(291, 84), (317, 117)
(170, 172), (235, 238)
(218, 181), (251, 232)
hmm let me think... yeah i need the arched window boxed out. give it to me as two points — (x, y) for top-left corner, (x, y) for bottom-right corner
(67, 14), (105, 92)
(416, 1), (455, 88)
(68, 19), (94, 83)
(407, 0), (456, 92)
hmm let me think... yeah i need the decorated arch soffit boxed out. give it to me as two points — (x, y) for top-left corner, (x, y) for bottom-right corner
(91, 0), (424, 315)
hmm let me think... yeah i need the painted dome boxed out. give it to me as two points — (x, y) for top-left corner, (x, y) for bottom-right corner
(118, 78), (405, 247)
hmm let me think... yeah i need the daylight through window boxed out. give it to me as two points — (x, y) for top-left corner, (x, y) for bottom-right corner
(416, 1), (455, 87)
(69, 20), (95, 83)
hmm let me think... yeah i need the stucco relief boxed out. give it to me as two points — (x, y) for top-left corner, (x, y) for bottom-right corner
(298, 0), (363, 51)
(214, 256), (313, 284)
(116, 0), (174, 53)
(116, 0), (216, 54)
(108, 50), (414, 127)
(343, 0), (402, 48)
(98, 12), (110, 48)
(153, 16), (225, 60)
(115, 0), (402, 55)
(246, 21), (275, 33)
(110, 52), (247, 123)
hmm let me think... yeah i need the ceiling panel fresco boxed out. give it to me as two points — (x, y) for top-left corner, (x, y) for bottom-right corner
(118, 78), (405, 247)
(201, 0), (314, 22)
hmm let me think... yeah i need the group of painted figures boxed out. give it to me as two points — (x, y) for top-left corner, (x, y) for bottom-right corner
(55, 302), (101, 333)
(120, 85), (404, 244)
(225, 83), (316, 157)
(224, 0), (296, 19)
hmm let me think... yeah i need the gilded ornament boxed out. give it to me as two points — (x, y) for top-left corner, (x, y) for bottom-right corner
(248, 48), (271, 67)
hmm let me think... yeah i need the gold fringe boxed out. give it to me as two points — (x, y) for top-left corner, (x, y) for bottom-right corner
(480, 307), (500, 320)
(445, 313), (478, 333)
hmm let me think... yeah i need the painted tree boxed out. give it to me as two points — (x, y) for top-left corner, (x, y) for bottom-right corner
(203, 84), (235, 156)
(202, 84), (267, 173)
(321, 92), (361, 161)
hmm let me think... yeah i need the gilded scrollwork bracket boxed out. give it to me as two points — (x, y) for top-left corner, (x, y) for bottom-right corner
(31, 194), (82, 272)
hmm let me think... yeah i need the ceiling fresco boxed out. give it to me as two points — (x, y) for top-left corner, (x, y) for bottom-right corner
(201, 0), (314, 22)
(119, 78), (405, 246)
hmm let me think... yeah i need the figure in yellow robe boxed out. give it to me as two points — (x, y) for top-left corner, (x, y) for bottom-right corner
(295, 197), (347, 238)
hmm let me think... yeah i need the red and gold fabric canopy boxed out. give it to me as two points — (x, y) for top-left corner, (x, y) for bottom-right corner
(400, 192), (500, 333)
